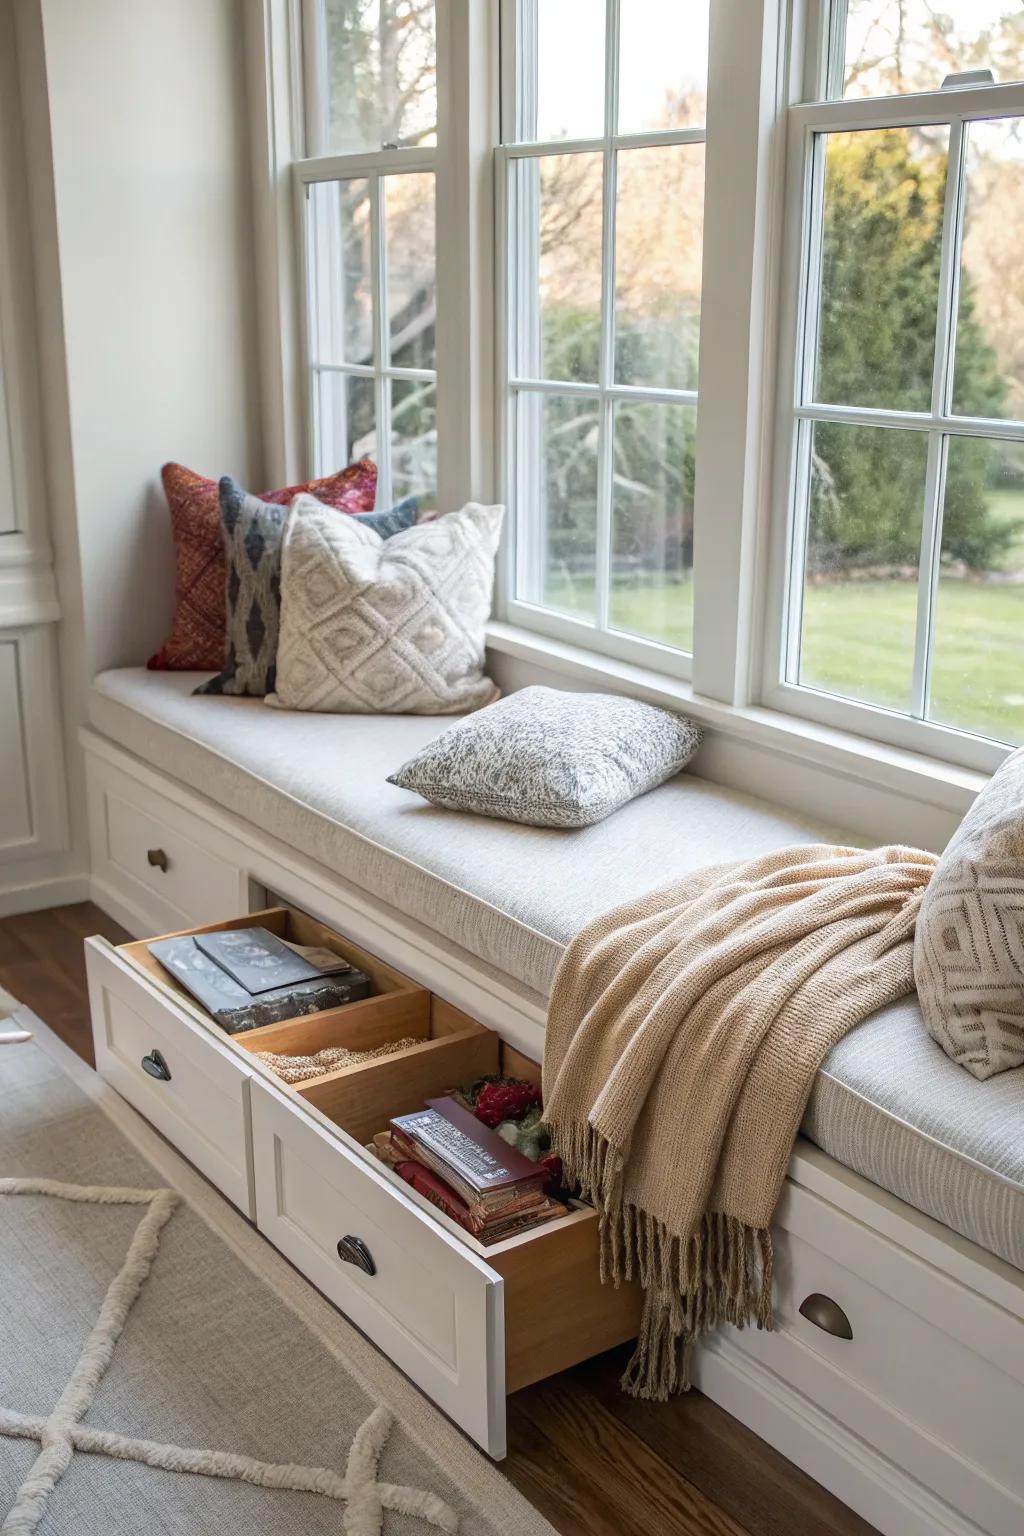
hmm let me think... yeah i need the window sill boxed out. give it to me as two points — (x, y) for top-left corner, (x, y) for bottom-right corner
(485, 620), (986, 819)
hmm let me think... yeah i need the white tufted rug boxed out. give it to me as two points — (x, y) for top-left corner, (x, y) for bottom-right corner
(0, 1008), (554, 1536)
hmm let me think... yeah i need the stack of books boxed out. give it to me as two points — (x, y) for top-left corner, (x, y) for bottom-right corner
(388, 1096), (566, 1243)
(148, 926), (371, 1034)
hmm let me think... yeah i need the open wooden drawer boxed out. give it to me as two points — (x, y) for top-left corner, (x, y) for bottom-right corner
(84, 906), (425, 1221)
(85, 905), (640, 1457)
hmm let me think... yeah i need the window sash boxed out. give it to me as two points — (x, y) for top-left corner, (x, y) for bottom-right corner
(497, 0), (706, 676)
(295, 149), (437, 507)
(763, 66), (1024, 772)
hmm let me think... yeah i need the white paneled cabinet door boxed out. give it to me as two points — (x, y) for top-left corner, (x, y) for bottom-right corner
(0, 638), (32, 847)
(0, 628), (68, 872)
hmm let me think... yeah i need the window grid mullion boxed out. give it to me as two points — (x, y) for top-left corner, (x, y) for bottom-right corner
(503, 127), (707, 158)
(369, 174), (392, 508)
(794, 402), (1024, 439)
(784, 417), (813, 685)
(931, 118), (968, 420)
(313, 362), (436, 383)
(593, 0), (620, 634)
(910, 116), (967, 718)
(508, 377), (698, 405)
(914, 433), (950, 719)
(824, 0), (847, 101)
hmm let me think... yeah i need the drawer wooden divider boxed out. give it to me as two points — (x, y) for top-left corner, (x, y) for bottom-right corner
(296, 1026), (501, 1145)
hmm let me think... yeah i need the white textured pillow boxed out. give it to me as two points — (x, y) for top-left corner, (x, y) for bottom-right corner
(387, 686), (704, 828)
(270, 497), (502, 715)
(914, 745), (1024, 1079)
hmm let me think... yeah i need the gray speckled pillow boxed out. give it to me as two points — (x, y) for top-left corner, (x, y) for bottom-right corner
(914, 745), (1024, 1079)
(387, 686), (704, 828)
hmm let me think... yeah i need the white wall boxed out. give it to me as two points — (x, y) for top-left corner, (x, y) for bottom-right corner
(38, 0), (261, 678)
(0, 0), (262, 914)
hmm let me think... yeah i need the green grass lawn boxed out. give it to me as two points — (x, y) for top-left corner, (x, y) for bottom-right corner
(545, 574), (1024, 745)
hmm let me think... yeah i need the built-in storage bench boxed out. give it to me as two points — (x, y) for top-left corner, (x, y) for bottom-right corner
(85, 904), (641, 1457)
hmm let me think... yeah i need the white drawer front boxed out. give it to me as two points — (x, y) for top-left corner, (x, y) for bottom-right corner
(89, 761), (243, 932)
(85, 938), (254, 1217)
(250, 1078), (506, 1456)
(721, 1194), (1024, 1536)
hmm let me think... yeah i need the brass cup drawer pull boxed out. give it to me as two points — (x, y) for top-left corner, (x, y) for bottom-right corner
(141, 1049), (172, 1082)
(147, 848), (169, 872)
(799, 1292), (853, 1340)
(336, 1235), (376, 1276)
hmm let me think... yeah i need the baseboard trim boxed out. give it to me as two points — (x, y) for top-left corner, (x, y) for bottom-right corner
(693, 1335), (980, 1536)
(0, 872), (90, 918)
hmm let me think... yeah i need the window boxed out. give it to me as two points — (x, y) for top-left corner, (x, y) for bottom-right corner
(299, 1), (438, 509)
(499, 0), (710, 668)
(771, 1), (1024, 756)
(837, 1), (1024, 99)
(279, 1), (1021, 775)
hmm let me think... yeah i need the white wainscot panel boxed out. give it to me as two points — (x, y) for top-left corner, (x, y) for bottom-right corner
(0, 626), (69, 865)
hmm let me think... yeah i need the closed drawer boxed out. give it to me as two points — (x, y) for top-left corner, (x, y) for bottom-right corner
(251, 1079), (505, 1452)
(85, 936), (255, 1217)
(92, 764), (242, 930)
(715, 1188), (1024, 1536)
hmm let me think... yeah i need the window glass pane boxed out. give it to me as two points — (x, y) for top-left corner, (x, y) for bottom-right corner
(391, 378), (436, 509)
(527, 0), (605, 143)
(314, 371), (377, 479)
(321, 0), (436, 152)
(515, 390), (599, 619)
(838, 1), (1024, 97)
(617, 0), (709, 133)
(928, 437), (1024, 743)
(610, 401), (695, 651)
(615, 144), (703, 390)
(953, 118), (1024, 421)
(510, 153), (603, 383)
(813, 127), (947, 410)
(798, 422), (927, 712)
(307, 179), (372, 368)
(384, 173), (435, 370)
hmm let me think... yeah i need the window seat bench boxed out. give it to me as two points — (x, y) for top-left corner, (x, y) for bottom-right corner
(81, 667), (1024, 1536)
(88, 666), (1024, 1276)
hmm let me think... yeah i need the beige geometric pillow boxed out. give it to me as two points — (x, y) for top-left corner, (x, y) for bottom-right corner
(269, 496), (502, 715)
(914, 746), (1024, 1079)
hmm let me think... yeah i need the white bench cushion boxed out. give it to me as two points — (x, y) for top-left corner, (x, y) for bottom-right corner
(90, 668), (1024, 1271)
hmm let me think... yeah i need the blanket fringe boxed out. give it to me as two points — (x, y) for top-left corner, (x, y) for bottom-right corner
(553, 1120), (775, 1401)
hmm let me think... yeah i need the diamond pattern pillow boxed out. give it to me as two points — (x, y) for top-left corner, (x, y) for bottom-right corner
(196, 482), (419, 698)
(148, 459), (377, 671)
(270, 498), (502, 715)
(914, 745), (1024, 1079)
(387, 686), (704, 827)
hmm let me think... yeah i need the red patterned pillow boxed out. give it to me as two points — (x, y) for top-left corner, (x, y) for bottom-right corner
(148, 459), (378, 670)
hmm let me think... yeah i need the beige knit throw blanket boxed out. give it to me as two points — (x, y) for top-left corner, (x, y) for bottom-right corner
(542, 843), (937, 1400)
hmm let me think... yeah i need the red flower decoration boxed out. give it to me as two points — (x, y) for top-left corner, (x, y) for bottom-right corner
(473, 1080), (541, 1129)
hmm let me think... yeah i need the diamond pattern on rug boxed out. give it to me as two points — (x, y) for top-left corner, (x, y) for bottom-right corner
(0, 1180), (457, 1536)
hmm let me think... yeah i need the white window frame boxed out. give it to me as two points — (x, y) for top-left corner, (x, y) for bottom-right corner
(764, 1), (1023, 773)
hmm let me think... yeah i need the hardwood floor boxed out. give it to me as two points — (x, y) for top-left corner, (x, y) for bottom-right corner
(0, 902), (877, 1536)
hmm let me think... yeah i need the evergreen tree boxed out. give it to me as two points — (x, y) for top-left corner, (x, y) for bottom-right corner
(812, 129), (1014, 570)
